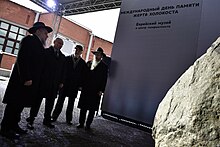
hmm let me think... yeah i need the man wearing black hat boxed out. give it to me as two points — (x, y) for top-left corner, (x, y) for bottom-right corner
(51, 45), (87, 125)
(77, 47), (108, 130)
(0, 22), (52, 139)
(26, 38), (66, 129)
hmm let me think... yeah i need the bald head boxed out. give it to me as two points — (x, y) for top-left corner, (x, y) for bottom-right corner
(53, 38), (63, 50)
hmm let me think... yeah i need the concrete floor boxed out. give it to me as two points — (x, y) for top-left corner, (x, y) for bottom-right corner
(0, 77), (155, 146)
(0, 100), (155, 147)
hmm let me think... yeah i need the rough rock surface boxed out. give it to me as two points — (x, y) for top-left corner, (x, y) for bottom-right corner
(152, 38), (220, 147)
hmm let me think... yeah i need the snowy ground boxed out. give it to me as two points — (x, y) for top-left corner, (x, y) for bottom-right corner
(0, 76), (154, 147)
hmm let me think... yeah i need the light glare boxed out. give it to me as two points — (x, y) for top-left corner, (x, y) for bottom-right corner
(47, 0), (56, 9)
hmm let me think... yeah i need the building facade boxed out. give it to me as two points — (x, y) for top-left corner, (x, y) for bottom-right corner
(0, 0), (113, 70)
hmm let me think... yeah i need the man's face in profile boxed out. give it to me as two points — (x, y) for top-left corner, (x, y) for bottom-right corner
(37, 28), (49, 45)
(95, 53), (102, 61)
(54, 39), (63, 50)
(75, 48), (82, 58)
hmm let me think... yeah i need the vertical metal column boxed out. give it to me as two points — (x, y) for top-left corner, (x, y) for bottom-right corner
(86, 32), (94, 62)
(34, 12), (40, 23)
(46, 5), (63, 48)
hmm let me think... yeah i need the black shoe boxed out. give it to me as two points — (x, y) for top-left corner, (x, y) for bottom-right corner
(26, 117), (34, 123)
(76, 124), (84, 129)
(27, 123), (34, 130)
(51, 118), (57, 123)
(43, 121), (55, 128)
(85, 125), (91, 131)
(66, 121), (72, 125)
(14, 126), (28, 135)
(0, 129), (20, 140)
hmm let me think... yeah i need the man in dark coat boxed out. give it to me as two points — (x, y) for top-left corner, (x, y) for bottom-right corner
(0, 22), (52, 139)
(77, 47), (108, 130)
(26, 38), (66, 129)
(51, 45), (87, 125)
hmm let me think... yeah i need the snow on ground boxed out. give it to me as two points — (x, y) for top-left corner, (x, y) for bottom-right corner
(0, 76), (8, 99)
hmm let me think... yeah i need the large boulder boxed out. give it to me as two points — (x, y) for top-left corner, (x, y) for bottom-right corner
(152, 38), (220, 147)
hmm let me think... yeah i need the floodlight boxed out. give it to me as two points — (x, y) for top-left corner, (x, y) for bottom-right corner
(46, 0), (56, 9)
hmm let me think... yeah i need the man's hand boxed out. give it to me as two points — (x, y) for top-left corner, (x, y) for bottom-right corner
(98, 91), (103, 96)
(59, 83), (64, 89)
(24, 80), (32, 86)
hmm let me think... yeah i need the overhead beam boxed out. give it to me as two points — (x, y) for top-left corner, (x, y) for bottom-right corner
(30, 0), (121, 16)
(60, 0), (121, 16)
(61, 0), (121, 16)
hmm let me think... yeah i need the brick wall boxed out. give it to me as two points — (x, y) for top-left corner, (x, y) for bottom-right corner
(86, 36), (113, 61)
(40, 13), (92, 59)
(0, 53), (16, 70)
(0, 0), (36, 28)
(92, 36), (113, 56)
(0, 0), (113, 69)
(0, 0), (36, 69)
(40, 13), (113, 61)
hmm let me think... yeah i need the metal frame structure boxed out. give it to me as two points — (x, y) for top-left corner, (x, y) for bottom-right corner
(30, 0), (121, 15)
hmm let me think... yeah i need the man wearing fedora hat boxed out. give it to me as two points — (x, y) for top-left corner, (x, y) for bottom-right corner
(77, 47), (108, 130)
(0, 22), (52, 139)
(26, 38), (66, 129)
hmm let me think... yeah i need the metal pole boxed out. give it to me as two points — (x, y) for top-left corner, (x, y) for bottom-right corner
(46, 4), (63, 47)
(34, 12), (40, 22)
(86, 33), (94, 62)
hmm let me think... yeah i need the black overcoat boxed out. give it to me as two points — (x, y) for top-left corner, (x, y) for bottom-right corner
(3, 35), (45, 107)
(62, 56), (87, 98)
(78, 60), (108, 111)
(39, 46), (66, 99)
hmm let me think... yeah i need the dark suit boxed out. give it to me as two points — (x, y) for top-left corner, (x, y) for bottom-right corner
(28, 46), (66, 123)
(1, 35), (45, 131)
(77, 60), (108, 127)
(52, 55), (87, 122)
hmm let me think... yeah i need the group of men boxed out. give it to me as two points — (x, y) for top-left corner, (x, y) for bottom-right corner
(0, 22), (108, 140)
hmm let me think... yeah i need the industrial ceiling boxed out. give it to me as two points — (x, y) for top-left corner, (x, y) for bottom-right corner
(30, 0), (122, 16)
